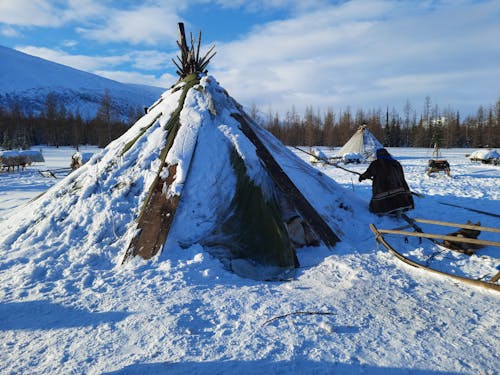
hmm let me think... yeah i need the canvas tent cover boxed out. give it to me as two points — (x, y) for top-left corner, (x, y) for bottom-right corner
(336, 125), (383, 162)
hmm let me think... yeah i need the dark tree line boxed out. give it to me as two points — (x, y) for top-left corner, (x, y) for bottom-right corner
(2, 92), (499, 150)
(259, 96), (500, 148)
(0, 90), (143, 150)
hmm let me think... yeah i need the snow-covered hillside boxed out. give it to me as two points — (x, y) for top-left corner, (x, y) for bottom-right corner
(0, 45), (165, 119)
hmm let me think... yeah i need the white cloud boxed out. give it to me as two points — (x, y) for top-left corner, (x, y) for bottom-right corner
(62, 0), (107, 20)
(16, 46), (130, 72)
(16, 44), (175, 78)
(94, 70), (175, 88)
(0, 0), (109, 32)
(15, 45), (175, 88)
(0, 0), (65, 27)
(62, 40), (78, 48)
(1, 26), (20, 37)
(128, 50), (174, 71)
(77, 5), (183, 45)
(211, 0), (329, 12)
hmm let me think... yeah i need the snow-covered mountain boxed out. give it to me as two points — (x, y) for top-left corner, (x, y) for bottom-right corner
(0, 45), (166, 120)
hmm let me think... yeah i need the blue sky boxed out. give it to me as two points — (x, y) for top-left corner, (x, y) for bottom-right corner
(1, 0), (499, 118)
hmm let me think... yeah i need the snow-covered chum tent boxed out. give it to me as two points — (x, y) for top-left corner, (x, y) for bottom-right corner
(468, 149), (500, 163)
(336, 125), (383, 163)
(0, 23), (363, 281)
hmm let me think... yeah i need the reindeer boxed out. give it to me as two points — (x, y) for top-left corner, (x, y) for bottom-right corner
(0, 155), (32, 172)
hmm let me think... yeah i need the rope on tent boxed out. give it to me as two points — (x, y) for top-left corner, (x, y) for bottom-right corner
(262, 311), (336, 326)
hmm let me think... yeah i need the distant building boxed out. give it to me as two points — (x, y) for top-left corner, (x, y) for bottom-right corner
(422, 116), (448, 128)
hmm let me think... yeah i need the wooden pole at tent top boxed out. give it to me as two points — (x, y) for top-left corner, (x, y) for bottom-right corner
(172, 22), (216, 79)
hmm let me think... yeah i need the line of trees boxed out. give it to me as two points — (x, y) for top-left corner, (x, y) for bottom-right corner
(0, 91), (143, 150)
(259, 96), (500, 148)
(1, 92), (499, 150)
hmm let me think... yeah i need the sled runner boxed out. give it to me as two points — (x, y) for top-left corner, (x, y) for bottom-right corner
(370, 219), (500, 292)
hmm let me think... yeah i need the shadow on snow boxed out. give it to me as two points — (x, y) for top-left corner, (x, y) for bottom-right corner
(0, 300), (129, 330)
(103, 359), (462, 375)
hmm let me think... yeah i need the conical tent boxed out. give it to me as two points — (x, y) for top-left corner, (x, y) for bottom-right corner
(337, 125), (383, 162)
(0, 24), (363, 280)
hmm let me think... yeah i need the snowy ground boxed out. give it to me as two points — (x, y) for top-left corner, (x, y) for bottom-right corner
(1, 146), (499, 374)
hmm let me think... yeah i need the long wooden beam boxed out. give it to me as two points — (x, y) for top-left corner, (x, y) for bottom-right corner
(377, 228), (500, 248)
(411, 218), (500, 233)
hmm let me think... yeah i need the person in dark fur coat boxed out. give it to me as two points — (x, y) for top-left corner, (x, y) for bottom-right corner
(358, 148), (414, 214)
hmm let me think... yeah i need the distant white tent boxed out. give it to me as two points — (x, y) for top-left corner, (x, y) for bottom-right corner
(468, 149), (499, 163)
(0, 150), (45, 163)
(336, 125), (383, 162)
(0, 149), (44, 171)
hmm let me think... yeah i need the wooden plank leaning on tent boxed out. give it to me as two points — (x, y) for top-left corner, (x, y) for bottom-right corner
(122, 75), (200, 263)
(231, 112), (340, 249)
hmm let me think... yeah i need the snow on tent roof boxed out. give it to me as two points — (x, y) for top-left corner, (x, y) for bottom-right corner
(0, 150), (45, 162)
(0, 23), (365, 281)
(468, 149), (500, 161)
(22, 150), (45, 162)
(309, 147), (327, 163)
(336, 125), (383, 162)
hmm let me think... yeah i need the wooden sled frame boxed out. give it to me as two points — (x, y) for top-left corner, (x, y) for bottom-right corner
(399, 213), (500, 248)
(376, 226), (500, 248)
(369, 221), (500, 292)
(426, 159), (451, 177)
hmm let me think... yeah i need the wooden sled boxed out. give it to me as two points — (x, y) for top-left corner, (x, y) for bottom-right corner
(426, 159), (450, 177)
(369, 221), (500, 292)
